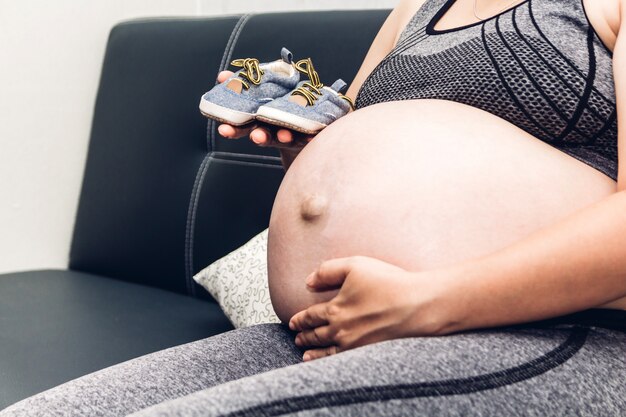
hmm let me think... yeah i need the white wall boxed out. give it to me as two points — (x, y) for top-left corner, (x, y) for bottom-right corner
(0, 0), (395, 274)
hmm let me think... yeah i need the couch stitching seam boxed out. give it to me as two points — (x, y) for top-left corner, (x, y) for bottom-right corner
(208, 13), (254, 151)
(186, 14), (253, 297)
(184, 154), (211, 296)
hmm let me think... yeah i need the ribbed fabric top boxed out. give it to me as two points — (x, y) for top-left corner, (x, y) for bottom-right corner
(355, 0), (618, 180)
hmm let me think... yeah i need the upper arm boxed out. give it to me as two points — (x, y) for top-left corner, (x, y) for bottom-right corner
(615, 0), (626, 191)
(344, 0), (426, 103)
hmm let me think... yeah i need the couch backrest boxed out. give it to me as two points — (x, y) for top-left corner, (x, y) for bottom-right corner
(69, 10), (390, 299)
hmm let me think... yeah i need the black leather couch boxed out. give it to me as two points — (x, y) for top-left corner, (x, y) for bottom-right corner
(0, 9), (390, 410)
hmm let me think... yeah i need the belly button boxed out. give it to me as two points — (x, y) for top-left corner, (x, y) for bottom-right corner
(300, 193), (328, 221)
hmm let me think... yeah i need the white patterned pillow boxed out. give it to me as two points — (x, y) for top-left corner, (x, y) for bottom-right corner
(193, 228), (280, 328)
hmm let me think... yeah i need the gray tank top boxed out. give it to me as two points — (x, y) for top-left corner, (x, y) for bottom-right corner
(355, 0), (617, 180)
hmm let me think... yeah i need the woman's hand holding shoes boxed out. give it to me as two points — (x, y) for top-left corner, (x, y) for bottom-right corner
(215, 70), (315, 152)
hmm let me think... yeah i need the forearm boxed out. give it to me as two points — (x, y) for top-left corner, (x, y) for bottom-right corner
(431, 190), (626, 334)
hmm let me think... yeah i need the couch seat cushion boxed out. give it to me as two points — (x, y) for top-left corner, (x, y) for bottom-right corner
(0, 269), (233, 410)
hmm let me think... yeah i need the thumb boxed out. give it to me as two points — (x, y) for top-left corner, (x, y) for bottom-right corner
(306, 257), (353, 291)
(217, 70), (234, 83)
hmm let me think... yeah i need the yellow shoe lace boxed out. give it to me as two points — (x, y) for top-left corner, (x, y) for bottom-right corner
(291, 58), (355, 111)
(291, 58), (323, 105)
(341, 94), (356, 111)
(230, 57), (265, 89)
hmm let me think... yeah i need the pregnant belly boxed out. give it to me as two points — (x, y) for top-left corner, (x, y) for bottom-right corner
(267, 99), (622, 323)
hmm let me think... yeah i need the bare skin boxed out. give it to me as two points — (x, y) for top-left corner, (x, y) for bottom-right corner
(268, 99), (623, 322)
(216, 0), (626, 323)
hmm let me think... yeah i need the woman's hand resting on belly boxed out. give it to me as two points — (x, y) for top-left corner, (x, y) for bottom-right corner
(288, 255), (456, 362)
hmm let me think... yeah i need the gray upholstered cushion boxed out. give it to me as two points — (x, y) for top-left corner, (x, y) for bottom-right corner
(0, 270), (233, 410)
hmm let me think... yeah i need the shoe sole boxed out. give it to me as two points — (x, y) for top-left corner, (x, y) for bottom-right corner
(198, 99), (256, 126)
(255, 106), (327, 135)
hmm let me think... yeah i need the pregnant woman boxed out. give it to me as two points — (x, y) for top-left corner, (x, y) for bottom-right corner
(3, 0), (625, 416)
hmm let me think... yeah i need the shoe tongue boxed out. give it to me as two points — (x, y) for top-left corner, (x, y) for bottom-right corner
(329, 79), (347, 94)
(288, 94), (308, 107)
(226, 78), (244, 93)
(288, 80), (314, 107)
(280, 47), (293, 64)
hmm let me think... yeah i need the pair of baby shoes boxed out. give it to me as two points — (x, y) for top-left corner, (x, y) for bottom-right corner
(198, 47), (354, 135)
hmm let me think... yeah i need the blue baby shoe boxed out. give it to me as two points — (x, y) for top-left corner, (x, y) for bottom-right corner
(199, 47), (300, 125)
(255, 58), (355, 134)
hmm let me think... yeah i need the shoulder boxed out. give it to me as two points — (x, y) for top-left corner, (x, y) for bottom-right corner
(395, 0), (428, 14)
(390, 0), (429, 46)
